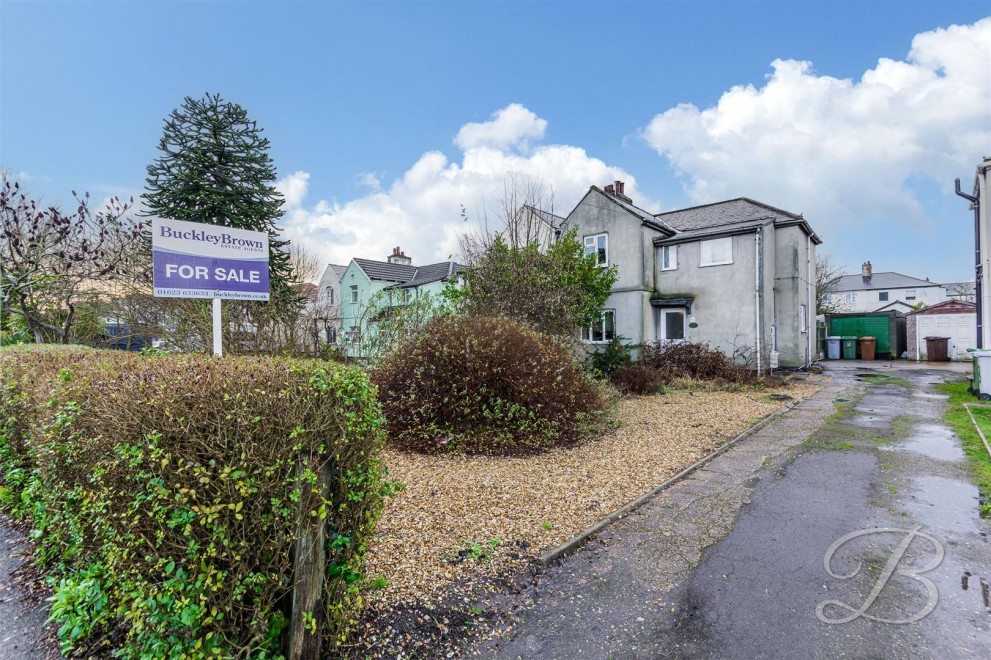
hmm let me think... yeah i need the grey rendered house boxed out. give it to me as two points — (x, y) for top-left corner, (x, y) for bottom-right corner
(557, 182), (822, 369)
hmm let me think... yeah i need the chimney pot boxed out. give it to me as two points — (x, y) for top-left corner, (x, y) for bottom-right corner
(605, 184), (615, 194)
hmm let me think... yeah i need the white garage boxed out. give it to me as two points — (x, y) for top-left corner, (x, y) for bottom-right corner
(907, 300), (977, 360)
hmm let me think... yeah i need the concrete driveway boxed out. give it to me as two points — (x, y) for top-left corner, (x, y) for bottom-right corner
(477, 360), (990, 659)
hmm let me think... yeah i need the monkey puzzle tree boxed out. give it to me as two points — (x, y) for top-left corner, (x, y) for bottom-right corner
(143, 92), (297, 304)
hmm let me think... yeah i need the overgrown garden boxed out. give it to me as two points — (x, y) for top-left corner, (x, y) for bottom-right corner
(0, 91), (801, 657)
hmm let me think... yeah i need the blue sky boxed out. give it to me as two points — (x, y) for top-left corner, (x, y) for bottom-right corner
(2, 1), (989, 282)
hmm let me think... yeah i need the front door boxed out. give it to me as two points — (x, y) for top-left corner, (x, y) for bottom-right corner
(660, 308), (686, 342)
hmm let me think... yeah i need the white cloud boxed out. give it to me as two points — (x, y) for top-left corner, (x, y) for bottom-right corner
(355, 172), (382, 192)
(454, 103), (548, 152)
(278, 104), (645, 274)
(275, 170), (310, 210)
(640, 18), (991, 236)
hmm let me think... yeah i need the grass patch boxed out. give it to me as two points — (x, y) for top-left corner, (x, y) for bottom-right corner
(824, 396), (857, 425)
(861, 374), (913, 389)
(819, 440), (856, 451)
(936, 380), (991, 517)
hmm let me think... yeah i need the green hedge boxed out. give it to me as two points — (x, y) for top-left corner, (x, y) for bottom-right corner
(0, 345), (390, 658)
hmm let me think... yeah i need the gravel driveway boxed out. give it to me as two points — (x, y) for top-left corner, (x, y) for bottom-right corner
(475, 361), (991, 658)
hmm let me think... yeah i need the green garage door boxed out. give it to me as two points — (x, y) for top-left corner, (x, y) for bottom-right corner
(830, 317), (890, 354)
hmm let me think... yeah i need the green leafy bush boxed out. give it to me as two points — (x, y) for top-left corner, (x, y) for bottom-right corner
(612, 365), (667, 395)
(587, 335), (633, 377)
(372, 315), (605, 454)
(0, 345), (388, 658)
(640, 340), (756, 384)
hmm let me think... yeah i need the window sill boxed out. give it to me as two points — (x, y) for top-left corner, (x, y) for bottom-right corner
(699, 261), (733, 267)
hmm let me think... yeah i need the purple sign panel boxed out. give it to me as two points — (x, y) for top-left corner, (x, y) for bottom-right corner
(152, 218), (270, 301)
(152, 252), (270, 298)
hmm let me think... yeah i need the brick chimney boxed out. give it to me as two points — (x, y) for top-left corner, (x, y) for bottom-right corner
(387, 246), (412, 266)
(861, 261), (872, 283)
(605, 179), (632, 204)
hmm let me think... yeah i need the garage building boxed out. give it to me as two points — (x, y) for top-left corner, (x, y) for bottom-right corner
(906, 300), (977, 361)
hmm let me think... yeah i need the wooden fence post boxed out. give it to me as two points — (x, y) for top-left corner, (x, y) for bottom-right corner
(287, 457), (333, 659)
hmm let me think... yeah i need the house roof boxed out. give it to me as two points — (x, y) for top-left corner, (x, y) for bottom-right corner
(653, 217), (776, 245)
(906, 299), (977, 316)
(354, 257), (463, 288)
(353, 258), (418, 282)
(394, 261), (465, 288)
(522, 205), (566, 230)
(832, 272), (941, 292)
(330, 264), (347, 278)
(655, 197), (797, 230)
(651, 197), (822, 246)
(873, 300), (915, 313)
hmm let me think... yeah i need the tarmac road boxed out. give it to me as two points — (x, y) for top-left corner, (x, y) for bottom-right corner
(0, 517), (57, 659)
(480, 361), (991, 659)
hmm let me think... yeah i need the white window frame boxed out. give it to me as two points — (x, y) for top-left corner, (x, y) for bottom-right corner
(660, 308), (687, 342)
(582, 309), (615, 344)
(584, 233), (608, 268)
(662, 245), (678, 271)
(350, 285), (359, 304)
(905, 289), (917, 301)
(844, 292), (856, 304)
(800, 304), (807, 333)
(700, 237), (733, 266)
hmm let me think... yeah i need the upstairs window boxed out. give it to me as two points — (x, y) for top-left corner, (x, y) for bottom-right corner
(906, 289), (917, 301)
(662, 245), (678, 271)
(350, 285), (358, 303)
(584, 234), (608, 267)
(844, 293), (856, 304)
(700, 237), (733, 266)
(878, 291), (889, 301)
(325, 287), (335, 304)
(800, 305), (808, 332)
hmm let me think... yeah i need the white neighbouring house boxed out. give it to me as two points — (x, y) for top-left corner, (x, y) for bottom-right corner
(314, 263), (347, 344)
(826, 262), (947, 313)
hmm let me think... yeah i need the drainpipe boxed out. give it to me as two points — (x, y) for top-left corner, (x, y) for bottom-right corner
(806, 235), (812, 367)
(754, 227), (764, 374)
(955, 178), (982, 348)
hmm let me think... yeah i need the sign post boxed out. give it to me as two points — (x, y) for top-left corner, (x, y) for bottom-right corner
(151, 218), (270, 356)
(212, 297), (223, 356)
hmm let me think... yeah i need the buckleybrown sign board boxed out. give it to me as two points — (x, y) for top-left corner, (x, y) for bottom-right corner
(152, 217), (270, 301)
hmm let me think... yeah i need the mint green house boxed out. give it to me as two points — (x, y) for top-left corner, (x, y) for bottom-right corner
(339, 247), (462, 355)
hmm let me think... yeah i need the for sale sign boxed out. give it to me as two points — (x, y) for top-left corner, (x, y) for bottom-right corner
(152, 218), (270, 300)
